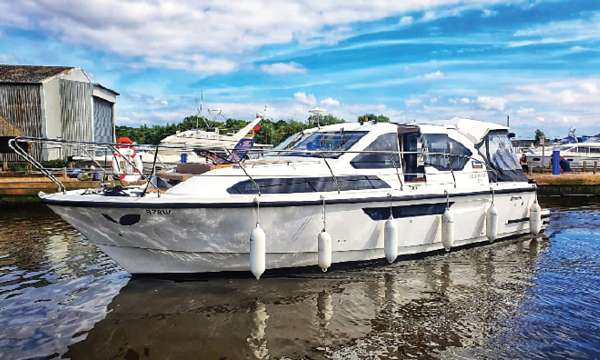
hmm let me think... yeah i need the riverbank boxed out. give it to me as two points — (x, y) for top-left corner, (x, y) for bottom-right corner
(529, 172), (600, 196)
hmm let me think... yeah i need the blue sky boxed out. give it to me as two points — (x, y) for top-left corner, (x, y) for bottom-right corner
(1, 0), (599, 138)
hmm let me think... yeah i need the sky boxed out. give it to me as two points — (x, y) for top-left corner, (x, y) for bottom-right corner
(0, 0), (599, 139)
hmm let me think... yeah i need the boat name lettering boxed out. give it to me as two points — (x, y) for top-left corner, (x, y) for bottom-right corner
(145, 209), (172, 215)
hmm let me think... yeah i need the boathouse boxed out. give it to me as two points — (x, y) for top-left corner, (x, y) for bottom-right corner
(0, 64), (118, 161)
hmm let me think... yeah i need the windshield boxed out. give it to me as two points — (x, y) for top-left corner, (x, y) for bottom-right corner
(278, 131), (367, 158)
(488, 132), (521, 170)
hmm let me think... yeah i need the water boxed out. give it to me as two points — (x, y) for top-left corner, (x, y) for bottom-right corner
(1, 199), (600, 359)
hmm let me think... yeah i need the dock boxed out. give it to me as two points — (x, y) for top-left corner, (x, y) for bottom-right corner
(530, 172), (600, 196)
(0, 176), (100, 196)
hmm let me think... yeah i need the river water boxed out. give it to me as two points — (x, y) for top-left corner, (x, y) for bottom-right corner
(1, 198), (600, 359)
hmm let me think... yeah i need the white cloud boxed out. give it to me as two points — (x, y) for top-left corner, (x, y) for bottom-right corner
(509, 13), (600, 48)
(512, 78), (600, 106)
(399, 16), (414, 25)
(320, 97), (341, 107)
(423, 70), (445, 80)
(3, 0), (512, 74)
(294, 92), (317, 106)
(516, 107), (534, 115)
(405, 98), (422, 107)
(422, 10), (437, 21)
(481, 9), (496, 17)
(476, 96), (506, 111)
(260, 62), (306, 75)
(448, 97), (470, 105)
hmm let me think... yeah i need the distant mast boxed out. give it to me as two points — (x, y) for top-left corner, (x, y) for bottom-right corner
(506, 115), (510, 127)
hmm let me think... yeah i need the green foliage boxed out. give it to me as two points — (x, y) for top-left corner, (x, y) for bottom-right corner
(357, 113), (390, 123)
(9, 163), (27, 172)
(534, 129), (546, 145)
(41, 159), (68, 168)
(116, 112), (392, 147)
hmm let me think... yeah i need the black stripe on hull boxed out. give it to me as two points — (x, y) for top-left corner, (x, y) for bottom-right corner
(41, 186), (537, 209)
(363, 202), (452, 221)
(507, 213), (551, 224)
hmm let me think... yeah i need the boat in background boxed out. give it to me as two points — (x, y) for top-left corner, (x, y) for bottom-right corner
(526, 141), (600, 169)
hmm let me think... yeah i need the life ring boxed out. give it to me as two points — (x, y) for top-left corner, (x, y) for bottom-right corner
(112, 137), (144, 182)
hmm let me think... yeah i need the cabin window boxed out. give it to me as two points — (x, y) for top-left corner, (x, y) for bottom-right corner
(350, 133), (400, 169)
(422, 134), (472, 171)
(227, 175), (390, 194)
(279, 131), (367, 158)
(590, 147), (600, 154)
(577, 146), (590, 154)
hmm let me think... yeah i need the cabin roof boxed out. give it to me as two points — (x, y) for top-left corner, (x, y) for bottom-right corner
(453, 118), (508, 144)
(0, 64), (74, 84)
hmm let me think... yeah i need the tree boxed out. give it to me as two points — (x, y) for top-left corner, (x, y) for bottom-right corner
(534, 129), (546, 145)
(307, 114), (345, 127)
(357, 113), (390, 124)
(116, 113), (346, 146)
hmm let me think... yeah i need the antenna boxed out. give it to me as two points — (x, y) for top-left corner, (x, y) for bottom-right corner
(308, 107), (327, 128)
(506, 114), (510, 127)
(193, 97), (200, 129)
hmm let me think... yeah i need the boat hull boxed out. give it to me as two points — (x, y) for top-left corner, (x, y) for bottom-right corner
(46, 188), (547, 274)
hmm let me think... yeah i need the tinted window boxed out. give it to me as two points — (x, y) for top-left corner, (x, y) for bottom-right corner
(351, 133), (400, 169)
(227, 175), (391, 194)
(422, 134), (472, 171)
(577, 146), (590, 153)
(281, 131), (367, 158)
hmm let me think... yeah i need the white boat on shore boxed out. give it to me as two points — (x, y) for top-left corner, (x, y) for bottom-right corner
(31, 118), (548, 278)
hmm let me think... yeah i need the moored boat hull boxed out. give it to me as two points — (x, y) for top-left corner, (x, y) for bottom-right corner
(45, 187), (547, 274)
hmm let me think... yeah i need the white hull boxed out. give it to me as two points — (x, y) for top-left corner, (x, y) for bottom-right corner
(47, 188), (546, 274)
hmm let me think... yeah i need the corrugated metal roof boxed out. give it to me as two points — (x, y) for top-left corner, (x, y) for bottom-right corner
(93, 83), (120, 96)
(0, 64), (74, 83)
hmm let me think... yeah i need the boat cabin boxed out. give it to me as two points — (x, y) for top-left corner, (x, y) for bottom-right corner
(169, 118), (527, 197)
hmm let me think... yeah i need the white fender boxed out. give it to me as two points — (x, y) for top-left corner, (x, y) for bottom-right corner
(384, 218), (398, 263)
(318, 231), (332, 272)
(441, 208), (455, 251)
(250, 224), (266, 279)
(486, 203), (499, 242)
(529, 200), (542, 235)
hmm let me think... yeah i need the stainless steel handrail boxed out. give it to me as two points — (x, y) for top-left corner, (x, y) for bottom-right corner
(9, 136), (501, 195)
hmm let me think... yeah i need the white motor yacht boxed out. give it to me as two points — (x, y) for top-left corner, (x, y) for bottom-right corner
(38, 118), (549, 277)
(526, 142), (600, 169)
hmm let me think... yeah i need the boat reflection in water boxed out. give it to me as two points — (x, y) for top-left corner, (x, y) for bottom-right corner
(67, 237), (547, 359)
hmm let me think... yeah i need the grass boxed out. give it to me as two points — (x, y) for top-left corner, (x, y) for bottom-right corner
(530, 172), (600, 185)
